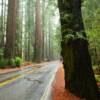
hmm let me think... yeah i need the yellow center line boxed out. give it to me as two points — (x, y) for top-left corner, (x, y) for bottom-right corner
(0, 70), (35, 88)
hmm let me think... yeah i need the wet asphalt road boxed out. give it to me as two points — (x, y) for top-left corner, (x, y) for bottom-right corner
(0, 62), (59, 100)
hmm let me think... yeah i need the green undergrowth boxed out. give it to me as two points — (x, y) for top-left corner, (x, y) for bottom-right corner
(0, 57), (22, 68)
(0, 59), (8, 68)
(95, 75), (100, 82)
(93, 65), (100, 82)
(93, 65), (100, 75)
(10, 57), (22, 67)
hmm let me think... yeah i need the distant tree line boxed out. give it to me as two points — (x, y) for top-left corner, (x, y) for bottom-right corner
(0, 0), (61, 66)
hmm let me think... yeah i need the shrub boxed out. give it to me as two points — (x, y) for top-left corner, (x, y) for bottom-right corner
(0, 59), (8, 68)
(0, 57), (22, 68)
(95, 75), (100, 82)
(0, 48), (4, 59)
(15, 57), (22, 67)
(9, 58), (16, 67)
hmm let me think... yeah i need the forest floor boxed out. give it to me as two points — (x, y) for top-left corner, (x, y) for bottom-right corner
(0, 62), (33, 74)
(52, 64), (81, 100)
(0, 61), (48, 74)
(52, 64), (100, 100)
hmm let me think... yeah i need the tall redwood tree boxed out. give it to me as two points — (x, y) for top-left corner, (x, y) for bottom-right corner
(34, 0), (43, 62)
(58, 0), (100, 99)
(4, 0), (16, 59)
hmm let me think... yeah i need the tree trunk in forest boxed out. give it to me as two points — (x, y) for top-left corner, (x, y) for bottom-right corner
(4, 0), (16, 59)
(42, 0), (46, 61)
(25, 0), (31, 61)
(48, 17), (53, 60)
(0, 0), (4, 48)
(34, 0), (43, 62)
(21, 0), (25, 59)
(15, 0), (20, 57)
(58, 0), (100, 99)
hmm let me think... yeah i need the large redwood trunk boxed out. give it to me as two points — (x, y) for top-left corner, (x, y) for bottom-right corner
(34, 0), (43, 62)
(58, 0), (100, 99)
(4, 0), (16, 59)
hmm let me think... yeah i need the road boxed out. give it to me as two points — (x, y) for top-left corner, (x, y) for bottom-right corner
(0, 61), (59, 100)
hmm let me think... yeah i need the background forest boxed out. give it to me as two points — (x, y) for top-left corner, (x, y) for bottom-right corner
(82, 0), (100, 78)
(0, 0), (61, 67)
(0, 0), (100, 69)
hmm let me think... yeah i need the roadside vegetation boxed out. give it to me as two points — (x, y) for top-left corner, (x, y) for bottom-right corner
(0, 0), (100, 99)
(0, 0), (60, 69)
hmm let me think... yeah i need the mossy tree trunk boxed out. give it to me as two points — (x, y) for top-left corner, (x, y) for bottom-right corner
(58, 0), (100, 99)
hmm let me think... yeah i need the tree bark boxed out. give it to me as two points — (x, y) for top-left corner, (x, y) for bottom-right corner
(0, 0), (4, 48)
(58, 0), (100, 99)
(34, 0), (43, 62)
(4, 0), (16, 59)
